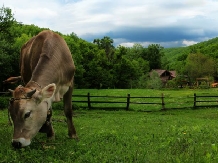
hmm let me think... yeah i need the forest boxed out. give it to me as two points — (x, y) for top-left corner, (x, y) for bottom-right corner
(1, 6), (218, 90)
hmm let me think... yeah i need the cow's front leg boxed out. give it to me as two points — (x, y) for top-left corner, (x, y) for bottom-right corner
(46, 122), (55, 139)
(63, 85), (78, 139)
(39, 108), (55, 139)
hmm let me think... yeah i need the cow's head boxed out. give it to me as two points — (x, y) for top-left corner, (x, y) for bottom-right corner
(8, 83), (56, 148)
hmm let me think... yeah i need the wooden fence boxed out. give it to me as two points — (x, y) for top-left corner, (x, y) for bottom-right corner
(193, 93), (218, 108)
(72, 92), (218, 110)
(72, 93), (165, 110)
(1, 92), (218, 111)
(0, 92), (9, 95)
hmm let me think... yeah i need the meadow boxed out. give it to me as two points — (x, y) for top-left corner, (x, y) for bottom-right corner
(1, 89), (218, 162)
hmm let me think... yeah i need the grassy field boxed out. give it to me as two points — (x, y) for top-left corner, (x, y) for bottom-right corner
(1, 89), (218, 162)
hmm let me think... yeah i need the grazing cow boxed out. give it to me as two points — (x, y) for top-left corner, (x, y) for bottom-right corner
(6, 30), (77, 148)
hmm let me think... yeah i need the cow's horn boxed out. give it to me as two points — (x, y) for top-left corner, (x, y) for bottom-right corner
(8, 89), (14, 93)
(3, 76), (21, 84)
(26, 89), (36, 97)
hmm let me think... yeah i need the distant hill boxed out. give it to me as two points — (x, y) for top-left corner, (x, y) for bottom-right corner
(163, 37), (218, 69)
(163, 47), (189, 63)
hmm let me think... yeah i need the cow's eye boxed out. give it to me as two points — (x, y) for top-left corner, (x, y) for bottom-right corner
(24, 111), (31, 119)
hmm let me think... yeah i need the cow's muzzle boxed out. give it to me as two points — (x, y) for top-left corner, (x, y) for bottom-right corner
(11, 138), (31, 148)
(12, 141), (22, 149)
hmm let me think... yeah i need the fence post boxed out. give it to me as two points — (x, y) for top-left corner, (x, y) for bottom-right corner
(193, 93), (196, 108)
(161, 93), (165, 110)
(87, 92), (91, 109)
(126, 94), (130, 110)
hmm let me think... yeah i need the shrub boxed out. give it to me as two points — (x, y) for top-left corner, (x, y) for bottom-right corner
(166, 79), (177, 88)
(0, 97), (9, 109)
(147, 71), (163, 89)
(137, 74), (148, 88)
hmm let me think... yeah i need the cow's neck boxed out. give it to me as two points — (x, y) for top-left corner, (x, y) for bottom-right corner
(25, 80), (42, 91)
(26, 74), (54, 89)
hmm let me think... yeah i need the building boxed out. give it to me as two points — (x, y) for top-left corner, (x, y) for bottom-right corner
(150, 69), (176, 84)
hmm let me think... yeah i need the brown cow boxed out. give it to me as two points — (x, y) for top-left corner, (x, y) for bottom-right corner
(7, 30), (77, 148)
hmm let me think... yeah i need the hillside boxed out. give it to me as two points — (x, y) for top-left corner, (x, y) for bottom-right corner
(163, 37), (218, 69)
(163, 47), (189, 63)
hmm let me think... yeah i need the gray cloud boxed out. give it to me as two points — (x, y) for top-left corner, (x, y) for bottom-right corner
(82, 26), (218, 47)
(1, 0), (218, 48)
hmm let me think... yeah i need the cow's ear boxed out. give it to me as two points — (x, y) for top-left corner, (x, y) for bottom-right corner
(41, 83), (56, 99)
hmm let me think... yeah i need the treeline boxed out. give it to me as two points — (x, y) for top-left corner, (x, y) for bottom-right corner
(0, 6), (164, 90)
(1, 6), (218, 91)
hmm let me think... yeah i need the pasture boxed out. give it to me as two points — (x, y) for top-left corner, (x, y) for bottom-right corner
(1, 89), (218, 162)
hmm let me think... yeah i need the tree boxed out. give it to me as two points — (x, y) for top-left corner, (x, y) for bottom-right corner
(0, 6), (15, 37)
(114, 45), (128, 61)
(145, 44), (164, 70)
(185, 53), (216, 81)
(127, 44), (144, 60)
(113, 57), (131, 88)
(77, 40), (113, 88)
(0, 6), (17, 91)
(93, 36), (115, 62)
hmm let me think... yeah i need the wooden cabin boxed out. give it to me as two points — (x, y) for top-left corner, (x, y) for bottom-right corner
(150, 69), (176, 84)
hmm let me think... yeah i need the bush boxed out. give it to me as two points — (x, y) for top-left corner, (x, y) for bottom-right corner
(147, 71), (163, 89)
(166, 79), (177, 88)
(198, 84), (210, 89)
(137, 75), (148, 88)
(0, 97), (9, 109)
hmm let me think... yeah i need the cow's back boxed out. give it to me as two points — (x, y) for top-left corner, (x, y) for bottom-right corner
(20, 30), (75, 84)
(20, 30), (75, 101)
(20, 36), (37, 83)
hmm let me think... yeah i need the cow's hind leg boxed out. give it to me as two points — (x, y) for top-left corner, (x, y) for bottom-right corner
(63, 84), (77, 139)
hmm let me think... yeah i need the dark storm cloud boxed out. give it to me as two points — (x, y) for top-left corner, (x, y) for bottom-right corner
(110, 27), (194, 42)
(82, 26), (218, 47)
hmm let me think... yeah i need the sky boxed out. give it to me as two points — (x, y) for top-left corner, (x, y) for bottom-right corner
(1, 0), (218, 48)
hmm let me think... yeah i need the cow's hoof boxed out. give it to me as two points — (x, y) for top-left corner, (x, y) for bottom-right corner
(47, 135), (55, 141)
(70, 134), (79, 141)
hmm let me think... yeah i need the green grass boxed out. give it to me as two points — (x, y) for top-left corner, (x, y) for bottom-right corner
(2, 89), (218, 162)
(2, 109), (218, 162)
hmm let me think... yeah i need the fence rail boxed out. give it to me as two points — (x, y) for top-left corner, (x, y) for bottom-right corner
(72, 93), (218, 110)
(73, 93), (165, 110)
(193, 93), (218, 108)
(1, 92), (218, 111)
